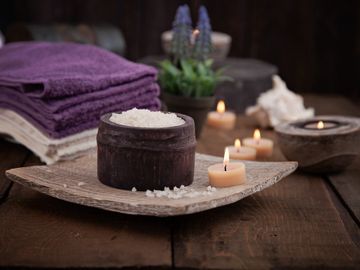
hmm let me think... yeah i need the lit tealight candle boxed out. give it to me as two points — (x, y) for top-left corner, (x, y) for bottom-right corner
(227, 138), (257, 160)
(208, 147), (246, 187)
(207, 100), (236, 130)
(303, 120), (338, 130)
(243, 129), (273, 158)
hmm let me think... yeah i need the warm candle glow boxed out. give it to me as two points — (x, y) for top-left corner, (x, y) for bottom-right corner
(191, 29), (200, 45)
(243, 128), (273, 157)
(224, 147), (230, 171)
(317, 121), (324, 129)
(234, 138), (241, 151)
(217, 100), (226, 114)
(192, 28), (200, 36)
(254, 129), (261, 140)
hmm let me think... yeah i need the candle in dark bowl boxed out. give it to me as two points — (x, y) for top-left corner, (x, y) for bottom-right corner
(275, 116), (360, 173)
(97, 109), (196, 191)
(302, 120), (339, 130)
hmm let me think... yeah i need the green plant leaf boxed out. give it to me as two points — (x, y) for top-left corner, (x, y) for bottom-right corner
(204, 59), (213, 68)
(159, 60), (180, 76)
(180, 59), (196, 80)
(158, 57), (232, 97)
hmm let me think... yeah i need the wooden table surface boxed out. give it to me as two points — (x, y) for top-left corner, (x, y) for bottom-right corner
(0, 94), (359, 269)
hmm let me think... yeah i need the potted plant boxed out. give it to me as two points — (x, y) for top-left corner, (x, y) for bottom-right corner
(159, 5), (230, 138)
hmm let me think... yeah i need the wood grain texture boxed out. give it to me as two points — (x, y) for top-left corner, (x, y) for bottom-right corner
(0, 153), (172, 269)
(174, 109), (360, 269)
(327, 155), (360, 226)
(1, 1), (360, 99)
(172, 172), (360, 269)
(5, 153), (297, 217)
(304, 94), (360, 224)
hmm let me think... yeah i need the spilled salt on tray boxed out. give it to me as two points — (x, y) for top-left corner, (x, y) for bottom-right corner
(144, 185), (217, 200)
(109, 108), (185, 128)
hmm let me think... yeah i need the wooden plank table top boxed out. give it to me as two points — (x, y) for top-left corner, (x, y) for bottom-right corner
(0, 94), (359, 269)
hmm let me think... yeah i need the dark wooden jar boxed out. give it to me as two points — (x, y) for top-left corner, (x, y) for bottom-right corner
(97, 113), (196, 191)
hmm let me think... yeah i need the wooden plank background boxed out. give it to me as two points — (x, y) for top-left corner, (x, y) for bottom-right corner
(0, 0), (359, 99)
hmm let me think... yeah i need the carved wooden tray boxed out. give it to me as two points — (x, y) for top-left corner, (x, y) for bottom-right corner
(6, 153), (297, 217)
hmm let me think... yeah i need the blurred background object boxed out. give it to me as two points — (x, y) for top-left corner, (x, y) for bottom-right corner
(0, 0), (359, 100)
(6, 23), (126, 55)
(161, 30), (231, 61)
(0, 30), (4, 48)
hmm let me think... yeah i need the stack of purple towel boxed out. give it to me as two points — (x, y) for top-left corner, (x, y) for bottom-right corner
(0, 42), (160, 138)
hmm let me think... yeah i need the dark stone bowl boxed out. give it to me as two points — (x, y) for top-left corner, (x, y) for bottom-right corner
(97, 112), (196, 191)
(275, 116), (360, 174)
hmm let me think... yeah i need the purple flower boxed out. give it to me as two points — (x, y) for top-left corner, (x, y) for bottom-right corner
(193, 5), (212, 61)
(171, 5), (192, 62)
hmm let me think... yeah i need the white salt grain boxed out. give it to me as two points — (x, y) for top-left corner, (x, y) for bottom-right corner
(144, 185), (217, 200)
(145, 190), (155, 197)
(77, 182), (85, 187)
(109, 108), (185, 128)
(131, 187), (137, 192)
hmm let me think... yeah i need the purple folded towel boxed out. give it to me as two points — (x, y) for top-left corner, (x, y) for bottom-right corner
(0, 41), (161, 138)
(0, 101), (160, 138)
(0, 92), (161, 138)
(0, 42), (157, 98)
(0, 83), (160, 137)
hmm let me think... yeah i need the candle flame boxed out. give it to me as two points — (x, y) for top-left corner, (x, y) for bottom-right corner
(234, 138), (241, 148)
(254, 129), (261, 140)
(192, 28), (200, 37)
(317, 121), (324, 129)
(217, 100), (225, 114)
(224, 147), (230, 170)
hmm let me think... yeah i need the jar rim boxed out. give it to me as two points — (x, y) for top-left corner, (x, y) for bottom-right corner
(100, 111), (193, 131)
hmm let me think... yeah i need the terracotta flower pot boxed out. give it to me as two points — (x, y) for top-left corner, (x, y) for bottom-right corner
(162, 93), (215, 138)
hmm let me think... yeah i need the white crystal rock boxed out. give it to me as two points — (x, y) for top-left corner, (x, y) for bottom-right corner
(246, 75), (314, 128)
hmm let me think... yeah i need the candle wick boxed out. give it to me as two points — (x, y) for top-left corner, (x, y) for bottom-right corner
(224, 165), (227, 171)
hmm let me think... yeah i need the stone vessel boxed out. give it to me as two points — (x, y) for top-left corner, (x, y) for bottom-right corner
(275, 116), (360, 173)
(97, 113), (196, 191)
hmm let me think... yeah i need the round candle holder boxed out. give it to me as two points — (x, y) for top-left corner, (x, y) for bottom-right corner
(275, 115), (360, 173)
(97, 113), (196, 191)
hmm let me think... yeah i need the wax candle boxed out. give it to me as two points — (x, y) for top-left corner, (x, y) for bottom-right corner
(303, 120), (338, 130)
(227, 138), (256, 160)
(208, 147), (246, 187)
(207, 100), (236, 130)
(243, 129), (273, 158)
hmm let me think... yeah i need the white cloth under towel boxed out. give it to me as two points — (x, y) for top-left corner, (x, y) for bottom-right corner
(0, 109), (97, 164)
